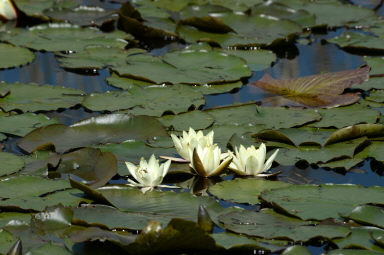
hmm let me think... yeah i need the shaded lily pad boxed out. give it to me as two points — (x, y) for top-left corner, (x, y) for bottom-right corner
(207, 104), (321, 129)
(18, 114), (168, 153)
(0, 43), (35, 69)
(0, 175), (70, 199)
(112, 49), (251, 84)
(309, 104), (380, 128)
(219, 208), (350, 241)
(70, 180), (226, 224)
(158, 111), (214, 131)
(0, 229), (16, 255)
(0, 24), (130, 52)
(252, 66), (369, 108)
(26, 242), (72, 255)
(72, 204), (170, 230)
(282, 246), (311, 255)
(0, 152), (24, 176)
(366, 90), (384, 103)
(56, 148), (117, 188)
(354, 77), (384, 90)
(259, 184), (384, 220)
(0, 113), (58, 136)
(328, 32), (384, 52)
(12, 0), (77, 17)
(208, 179), (292, 205)
(31, 205), (73, 231)
(343, 205), (384, 229)
(106, 73), (154, 90)
(325, 124), (384, 146)
(333, 227), (384, 252)
(0, 82), (84, 112)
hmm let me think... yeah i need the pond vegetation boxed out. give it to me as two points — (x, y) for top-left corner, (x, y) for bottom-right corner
(0, 0), (384, 254)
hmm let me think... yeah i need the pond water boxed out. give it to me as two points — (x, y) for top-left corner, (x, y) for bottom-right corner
(1, 0), (384, 254)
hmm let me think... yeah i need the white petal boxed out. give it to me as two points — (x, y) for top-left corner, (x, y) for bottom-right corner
(262, 149), (279, 173)
(125, 162), (138, 180)
(161, 159), (171, 177)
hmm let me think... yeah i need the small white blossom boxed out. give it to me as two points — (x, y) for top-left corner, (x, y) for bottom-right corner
(228, 144), (278, 176)
(0, 0), (17, 20)
(125, 155), (171, 193)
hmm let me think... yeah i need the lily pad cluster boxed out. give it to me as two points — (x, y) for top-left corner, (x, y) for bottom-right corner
(0, 0), (384, 254)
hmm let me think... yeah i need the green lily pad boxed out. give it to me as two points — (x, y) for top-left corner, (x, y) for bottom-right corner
(0, 152), (25, 176)
(18, 114), (168, 153)
(0, 229), (16, 255)
(0, 82), (84, 112)
(112, 49), (251, 84)
(0, 212), (31, 228)
(56, 148), (117, 188)
(44, 6), (117, 27)
(21, 150), (60, 176)
(84, 85), (205, 116)
(259, 184), (384, 220)
(31, 205), (73, 231)
(12, 0), (77, 17)
(0, 25), (129, 52)
(207, 104), (321, 129)
(282, 246), (311, 255)
(106, 73), (155, 90)
(219, 208), (350, 241)
(328, 32), (384, 52)
(309, 104), (380, 128)
(252, 66), (369, 108)
(208, 179), (292, 205)
(344, 205), (384, 229)
(191, 81), (243, 95)
(365, 57), (384, 76)
(57, 46), (129, 70)
(0, 43), (35, 69)
(158, 111), (214, 131)
(0, 113), (58, 136)
(0, 175), (70, 199)
(72, 204), (171, 230)
(71, 180), (225, 224)
(366, 90), (384, 103)
(0, 189), (92, 212)
(354, 77), (384, 90)
(325, 124), (384, 146)
(326, 249), (384, 255)
(221, 49), (276, 72)
(333, 227), (384, 252)
(0, 133), (6, 141)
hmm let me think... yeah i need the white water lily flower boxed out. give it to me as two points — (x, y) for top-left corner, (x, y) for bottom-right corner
(0, 0), (17, 21)
(190, 144), (232, 177)
(228, 144), (279, 176)
(171, 127), (214, 161)
(125, 154), (171, 193)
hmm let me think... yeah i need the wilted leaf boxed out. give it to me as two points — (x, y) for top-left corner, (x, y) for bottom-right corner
(252, 66), (369, 108)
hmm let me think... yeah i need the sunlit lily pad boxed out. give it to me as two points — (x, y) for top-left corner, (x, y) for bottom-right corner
(326, 249), (384, 255)
(12, 0), (77, 17)
(0, 175), (70, 199)
(333, 227), (384, 252)
(252, 66), (369, 108)
(207, 104), (321, 129)
(259, 184), (384, 220)
(324, 124), (384, 146)
(0, 24), (130, 52)
(343, 205), (384, 229)
(208, 179), (292, 205)
(365, 56), (384, 76)
(0, 82), (84, 112)
(327, 32), (384, 52)
(366, 90), (384, 103)
(18, 114), (168, 153)
(219, 208), (350, 241)
(106, 73), (154, 90)
(354, 77), (384, 90)
(26, 242), (72, 255)
(0, 43), (35, 69)
(0, 229), (16, 255)
(0, 113), (58, 136)
(0, 152), (24, 176)
(0, 212), (31, 228)
(112, 49), (251, 84)
(57, 46), (129, 70)
(158, 111), (214, 131)
(221, 49), (276, 72)
(309, 104), (380, 128)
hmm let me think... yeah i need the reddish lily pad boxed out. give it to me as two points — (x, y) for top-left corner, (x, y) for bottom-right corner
(252, 66), (369, 108)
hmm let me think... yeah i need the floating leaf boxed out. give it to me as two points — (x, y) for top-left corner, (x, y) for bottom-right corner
(12, 0), (77, 17)
(208, 179), (292, 205)
(56, 148), (117, 188)
(221, 49), (276, 72)
(0, 82), (84, 112)
(0, 152), (24, 176)
(1, 25), (130, 52)
(252, 66), (369, 108)
(343, 205), (384, 229)
(0, 113), (58, 137)
(365, 56), (384, 76)
(219, 208), (350, 241)
(366, 90), (384, 103)
(354, 77), (384, 90)
(260, 184), (384, 220)
(333, 226), (384, 252)
(18, 114), (167, 153)
(328, 32), (384, 52)
(0, 43), (35, 69)
(112, 49), (251, 84)
(282, 245), (311, 255)
(0, 212), (31, 228)
(158, 111), (214, 131)
(31, 205), (73, 232)
(25, 242), (72, 255)
(325, 124), (384, 145)
(326, 249), (384, 255)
